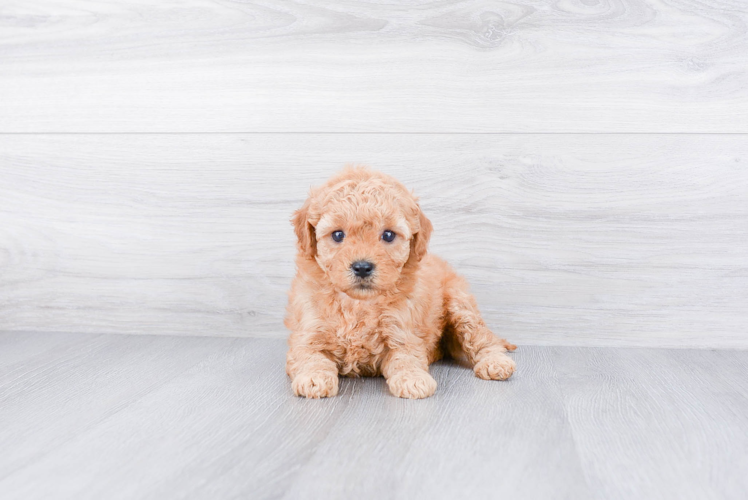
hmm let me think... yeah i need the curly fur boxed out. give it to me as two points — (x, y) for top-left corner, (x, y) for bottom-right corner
(285, 167), (516, 399)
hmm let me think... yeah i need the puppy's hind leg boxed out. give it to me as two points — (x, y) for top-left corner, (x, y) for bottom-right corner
(443, 275), (516, 381)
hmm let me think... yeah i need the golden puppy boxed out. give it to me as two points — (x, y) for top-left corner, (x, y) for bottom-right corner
(285, 167), (516, 399)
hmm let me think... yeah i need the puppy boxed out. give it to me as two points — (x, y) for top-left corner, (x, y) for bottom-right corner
(285, 167), (516, 399)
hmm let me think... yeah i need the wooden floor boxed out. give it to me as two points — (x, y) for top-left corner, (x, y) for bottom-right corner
(2, 332), (746, 500)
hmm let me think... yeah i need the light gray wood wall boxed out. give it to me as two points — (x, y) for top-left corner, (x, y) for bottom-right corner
(1, 0), (747, 347)
(2, 0), (747, 133)
(1, 135), (746, 347)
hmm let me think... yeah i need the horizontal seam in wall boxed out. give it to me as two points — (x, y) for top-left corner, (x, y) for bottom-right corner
(1, 132), (747, 136)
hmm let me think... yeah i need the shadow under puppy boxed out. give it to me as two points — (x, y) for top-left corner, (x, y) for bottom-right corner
(286, 167), (516, 399)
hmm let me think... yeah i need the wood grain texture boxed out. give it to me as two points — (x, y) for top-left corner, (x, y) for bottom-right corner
(556, 347), (748, 500)
(1, 333), (747, 499)
(1, 134), (746, 347)
(1, 0), (747, 133)
(282, 345), (591, 500)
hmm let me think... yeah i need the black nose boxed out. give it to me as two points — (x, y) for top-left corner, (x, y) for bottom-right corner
(351, 260), (375, 278)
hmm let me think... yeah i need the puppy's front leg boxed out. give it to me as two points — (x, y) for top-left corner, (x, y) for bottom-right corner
(286, 346), (339, 399)
(381, 348), (437, 399)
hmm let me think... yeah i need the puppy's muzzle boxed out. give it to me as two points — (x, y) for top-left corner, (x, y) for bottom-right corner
(351, 260), (375, 278)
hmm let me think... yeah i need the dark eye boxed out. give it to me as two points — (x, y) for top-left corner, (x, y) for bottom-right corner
(382, 230), (396, 243)
(331, 230), (345, 243)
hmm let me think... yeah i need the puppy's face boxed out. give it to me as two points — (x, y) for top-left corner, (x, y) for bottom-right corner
(314, 206), (412, 299)
(293, 168), (432, 300)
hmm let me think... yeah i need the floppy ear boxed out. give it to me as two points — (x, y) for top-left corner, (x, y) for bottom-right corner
(410, 207), (432, 262)
(291, 199), (317, 259)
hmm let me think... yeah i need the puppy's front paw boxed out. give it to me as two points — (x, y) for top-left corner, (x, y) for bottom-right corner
(387, 370), (437, 399)
(292, 371), (339, 399)
(474, 352), (515, 381)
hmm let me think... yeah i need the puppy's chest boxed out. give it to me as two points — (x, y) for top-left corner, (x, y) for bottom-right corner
(331, 302), (387, 376)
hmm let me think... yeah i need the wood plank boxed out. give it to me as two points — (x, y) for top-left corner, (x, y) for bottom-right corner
(1, 134), (746, 347)
(1, 0), (747, 132)
(0, 333), (350, 499)
(0, 335), (586, 499)
(2, 334), (747, 499)
(0, 332), (235, 479)
(556, 347), (748, 499)
(280, 347), (591, 500)
(0, 331), (93, 376)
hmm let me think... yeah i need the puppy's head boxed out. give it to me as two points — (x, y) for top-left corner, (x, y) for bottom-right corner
(292, 166), (432, 299)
